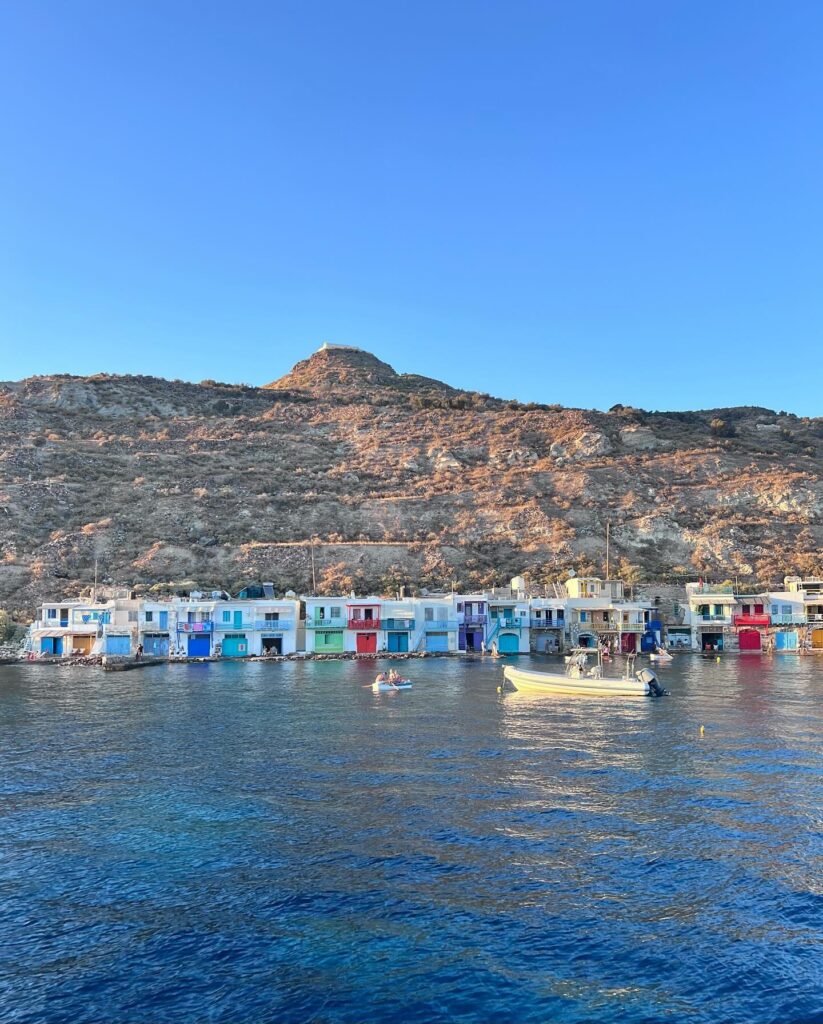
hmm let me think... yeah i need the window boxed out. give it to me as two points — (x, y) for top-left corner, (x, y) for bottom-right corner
(714, 605), (723, 617)
(330, 606), (341, 618)
(223, 610), (231, 623)
(145, 610), (153, 622)
(265, 612), (279, 622)
(782, 604), (792, 616)
(128, 611), (138, 623)
(47, 608), (56, 619)
(580, 611), (587, 623)
(456, 602), (463, 612)
(602, 612), (609, 623)
(425, 607), (433, 621)
(771, 605), (779, 615)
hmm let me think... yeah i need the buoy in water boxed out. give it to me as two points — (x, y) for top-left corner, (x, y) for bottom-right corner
(700, 725), (705, 737)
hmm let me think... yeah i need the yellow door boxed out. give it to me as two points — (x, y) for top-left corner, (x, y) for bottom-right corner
(812, 629), (823, 649)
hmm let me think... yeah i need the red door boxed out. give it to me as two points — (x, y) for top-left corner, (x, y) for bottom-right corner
(621, 633), (637, 653)
(356, 633), (377, 653)
(739, 629), (762, 651)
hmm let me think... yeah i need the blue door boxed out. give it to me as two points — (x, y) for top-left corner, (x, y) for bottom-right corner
(233, 610), (243, 628)
(159, 611), (168, 630)
(387, 632), (408, 653)
(144, 635), (169, 656)
(498, 633), (519, 654)
(222, 635), (248, 657)
(775, 631), (797, 651)
(188, 635), (211, 657)
(40, 636), (62, 656)
(426, 632), (449, 652)
(105, 635), (131, 655)
(640, 632), (656, 652)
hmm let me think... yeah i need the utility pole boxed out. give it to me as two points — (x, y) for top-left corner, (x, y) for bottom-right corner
(310, 538), (317, 593)
(93, 557), (98, 603)
(606, 522), (611, 580)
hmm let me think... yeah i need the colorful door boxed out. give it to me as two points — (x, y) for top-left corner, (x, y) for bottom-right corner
(621, 633), (637, 653)
(812, 629), (823, 649)
(315, 631), (344, 653)
(640, 632), (656, 652)
(105, 635), (131, 655)
(426, 632), (448, 652)
(233, 611), (243, 628)
(188, 635), (211, 657)
(739, 629), (762, 651)
(498, 633), (519, 654)
(356, 633), (377, 653)
(775, 631), (797, 651)
(222, 635), (248, 657)
(72, 636), (93, 655)
(144, 635), (169, 656)
(40, 636), (62, 656)
(387, 632), (408, 653)
(159, 611), (168, 630)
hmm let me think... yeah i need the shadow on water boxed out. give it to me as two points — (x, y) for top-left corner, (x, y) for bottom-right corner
(1, 654), (822, 1023)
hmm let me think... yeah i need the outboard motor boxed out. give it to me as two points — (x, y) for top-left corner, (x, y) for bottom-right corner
(636, 667), (668, 697)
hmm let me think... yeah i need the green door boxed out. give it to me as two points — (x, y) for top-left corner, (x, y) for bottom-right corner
(316, 631), (344, 652)
(498, 632), (519, 654)
(222, 634), (248, 657)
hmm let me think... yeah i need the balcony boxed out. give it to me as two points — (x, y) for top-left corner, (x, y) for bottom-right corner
(254, 619), (294, 631)
(689, 584), (735, 595)
(348, 618), (380, 630)
(530, 617), (563, 629)
(306, 618), (345, 629)
(176, 621), (214, 633)
(698, 614), (731, 623)
(733, 614), (770, 627)
(492, 616), (527, 629)
(591, 621), (645, 633)
(770, 613), (806, 626)
(423, 620), (458, 631)
(462, 614), (487, 626)
(383, 618), (415, 631)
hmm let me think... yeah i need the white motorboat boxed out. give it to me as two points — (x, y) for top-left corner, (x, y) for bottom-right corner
(649, 647), (673, 663)
(503, 652), (666, 698)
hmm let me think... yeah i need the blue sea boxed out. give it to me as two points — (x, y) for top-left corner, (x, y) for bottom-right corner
(1, 654), (822, 1023)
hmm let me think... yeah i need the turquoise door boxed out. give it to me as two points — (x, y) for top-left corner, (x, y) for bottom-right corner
(387, 632), (409, 653)
(188, 635), (211, 657)
(222, 635), (248, 657)
(498, 632), (519, 654)
(105, 635), (131, 655)
(426, 632), (449, 652)
(233, 611), (243, 628)
(775, 631), (797, 651)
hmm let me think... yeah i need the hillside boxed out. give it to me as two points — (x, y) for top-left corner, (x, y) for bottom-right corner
(1, 345), (822, 610)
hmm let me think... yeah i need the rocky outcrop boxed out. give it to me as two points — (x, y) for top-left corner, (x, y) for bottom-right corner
(0, 348), (822, 608)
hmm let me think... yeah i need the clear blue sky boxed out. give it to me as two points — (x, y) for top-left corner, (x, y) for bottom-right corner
(1, 1), (821, 413)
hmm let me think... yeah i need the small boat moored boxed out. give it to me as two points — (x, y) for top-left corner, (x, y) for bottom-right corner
(649, 647), (673, 663)
(503, 652), (667, 698)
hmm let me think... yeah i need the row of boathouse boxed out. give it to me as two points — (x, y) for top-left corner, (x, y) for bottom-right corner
(23, 574), (823, 659)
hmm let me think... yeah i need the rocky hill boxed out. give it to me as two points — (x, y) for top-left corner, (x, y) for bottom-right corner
(1, 345), (822, 610)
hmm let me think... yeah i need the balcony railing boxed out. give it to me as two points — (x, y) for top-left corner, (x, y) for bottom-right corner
(491, 616), (528, 629)
(689, 584), (735, 595)
(698, 614), (731, 622)
(215, 620), (252, 631)
(423, 620), (458, 631)
(383, 618), (415, 631)
(306, 618), (345, 629)
(590, 621), (645, 632)
(177, 621), (214, 633)
(462, 614), (487, 626)
(530, 617), (563, 629)
(770, 613), (806, 625)
(348, 618), (380, 630)
(255, 619), (294, 631)
(733, 614), (770, 627)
